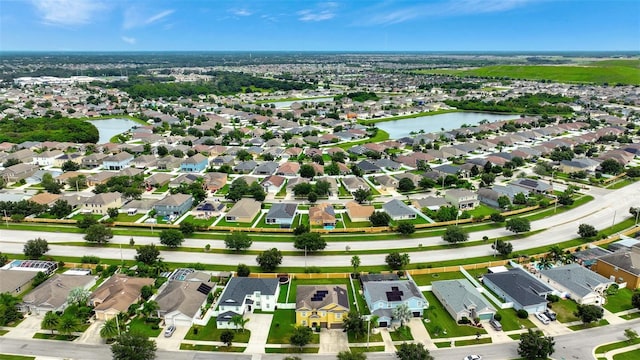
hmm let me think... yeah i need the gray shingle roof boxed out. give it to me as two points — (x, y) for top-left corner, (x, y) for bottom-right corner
(540, 264), (612, 298)
(432, 279), (495, 316)
(219, 278), (279, 306)
(382, 199), (416, 218)
(266, 203), (297, 220)
(483, 268), (552, 307)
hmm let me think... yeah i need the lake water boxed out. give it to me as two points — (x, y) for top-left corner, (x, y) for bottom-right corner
(88, 118), (140, 144)
(375, 112), (518, 139)
(270, 97), (334, 109)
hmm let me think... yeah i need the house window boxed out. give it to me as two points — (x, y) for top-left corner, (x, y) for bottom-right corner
(302, 312), (307, 317)
(336, 313), (342, 319)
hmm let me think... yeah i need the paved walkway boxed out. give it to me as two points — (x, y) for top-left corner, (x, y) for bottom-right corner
(379, 328), (396, 353)
(407, 318), (434, 349)
(603, 308), (627, 326)
(243, 313), (272, 354)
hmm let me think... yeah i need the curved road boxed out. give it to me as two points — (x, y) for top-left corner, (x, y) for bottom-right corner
(1, 182), (638, 267)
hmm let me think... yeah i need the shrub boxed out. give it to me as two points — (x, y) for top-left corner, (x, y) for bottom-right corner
(493, 313), (502, 321)
(546, 294), (560, 303)
(80, 255), (100, 264)
(458, 317), (471, 324)
(517, 309), (529, 319)
(304, 266), (321, 273)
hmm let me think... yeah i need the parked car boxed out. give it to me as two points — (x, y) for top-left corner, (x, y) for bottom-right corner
(544, 310), (557, 321)
(489, 318), (502, 331)
(464, 355), (482, 360)
(535, 312), (550, 325)
(164, 325), (176, 337)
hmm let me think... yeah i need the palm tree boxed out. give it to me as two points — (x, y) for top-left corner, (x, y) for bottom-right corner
(231, 314), (249, 332)
(351, 255), (361, 275)
(41, 311), (59, 335)
(141, 301), (159, 319)
(538, 256), (553, 270)
(548, 245), (564, 263)
(392, 303), (412, 328)
(100, 317), (119, 340)
(57, 315), (79, 339)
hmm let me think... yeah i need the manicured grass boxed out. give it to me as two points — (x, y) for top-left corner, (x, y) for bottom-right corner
(179, 344), (246, 352)
(182, 215), (217, 228)
(412, 271), (465, 286)
(278, 284), (290, 303)
(32, 333), (78, 341)
(568, 319), (610, 331)
(114, 213), (145, 222)
(621, 312), (640, 320)
(389, 326), (414, 341)
(215, 184), (230, 195)
(341, 213), (371, 228)
(613, 349), (640, 360)
(604, 288), (636, 313)
(455, 337), (492, 346)
(152, 184), (170, 194)
(422, 291), (487, 338)
(267, 310), (296, 344)
(493, 308), (536, 331)
(349, 346), (385, 353)
(508, 334), (522, 340)
(70, 213), (102, 221)
(215, 213), (259, 228)
(335, 129), (390, 150)
(348, 331), (382, 343)
(351, 279), (370, 315)
(467, 204), (496, 218)
(186, 318), (251, 343)
(128, 317), (162, 338)
(595, 338), (640, 354)
(264, 347), (319, 353)
(0, 355), (36, 360)
(550, 299), (580, 323)
(0, 330), (8, 336)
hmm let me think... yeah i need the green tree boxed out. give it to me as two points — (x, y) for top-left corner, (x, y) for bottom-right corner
(49, 200), (73, 218)
(395, 342), (434, 360)
(342, 310), (366, 340)
(141, 286), (154, 302)
(575, 304), (603, 324)
(41, 172), (63, 194)
(397, 178), (415, 192)
(220, 330), (235, 346)
(337, 351), (367, 360)
(23, 237), (49, 259)
(42, 311), (60, 334)
(299, 164), (316, 179)
(57, 315), (79, 338)
(392, 303), (412, 327)
(369, 211), (391, 226)
(236, 263), (251, 277)
(578, 224), (598, 238)
(290, 325), (313, 350)
(84, 224), (113, 244)
(32, 271), (48, 287)
(179, 221), (196, 235)
(159, 229), (184, 248)
(256, 248), (283, 272)
(0, 293), (23, 326)
(353, 188), (372, 204)
(231, 314), (249, 332)
(135, 244), (160, 265)
(497, 195), (511, 209)
(67, 287), (91, 307)
(294, 232), (326, 252)
(600, 159), (624, 175)
(107, 207), (119, 219)
(442, 225), (469, 245)
(396, 221), (415, 235)
(307, 191), (318, 203)
(224, 232), (253, 251)
(351, 255), (361, 275)
(494, 240), (513, 257)
(385, 251), (410, 270)
(517, 329), (555, 360)
(140, 300), (158, 318)
(0, 252), (7, 266)
(632, 292), (640, 309)
(490, 212), (505, 223)
(111, 331), (157, 360)
(506, 218), (531, 233)
(76, 214), (98, 229)
(61, 160), (80, 172)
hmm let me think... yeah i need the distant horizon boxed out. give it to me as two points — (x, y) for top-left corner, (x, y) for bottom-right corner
(1, 0), (638, 52)
(1, 50), (639, 55)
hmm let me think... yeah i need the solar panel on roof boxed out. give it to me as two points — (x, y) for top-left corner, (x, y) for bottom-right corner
(196, 283), (212, 295)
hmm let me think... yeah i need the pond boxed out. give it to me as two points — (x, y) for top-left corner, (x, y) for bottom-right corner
(87, 118), (141, 144)
(375, 112), (519, 139)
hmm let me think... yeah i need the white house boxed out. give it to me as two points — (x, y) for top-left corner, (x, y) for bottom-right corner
(216, 277), (279, 329)
(539, 264), (613, 305)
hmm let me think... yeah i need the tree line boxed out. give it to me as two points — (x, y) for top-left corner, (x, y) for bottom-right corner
(0, 117), (99, 144)
(445, 93), (576, 114)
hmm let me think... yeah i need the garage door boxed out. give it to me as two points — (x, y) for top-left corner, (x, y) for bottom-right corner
(479, 313), (493, 321)
(412, 312), (421, 317)
(168, 317), (193, 328)
(379, 322), (388, 327)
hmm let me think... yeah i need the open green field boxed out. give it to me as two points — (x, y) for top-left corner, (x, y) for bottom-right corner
(415, 60), (640, 85)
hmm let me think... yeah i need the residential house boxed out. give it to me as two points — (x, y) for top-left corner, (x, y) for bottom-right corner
(432, 279), (496, 321)
(276, 162), (301, 177)
(82, 192), (122, 215)
(362, 279), (428, 327)
(559, 158), (601, 174)
(203, 172), (228, 192)
(375, 175), (399, 191)
(102, 152), (134, 171)
(81, 153), (107, 169)
(144, 173), (173, 189)
(32, 150), (63, 166)
(0, 270), (38, 295)
(593, 243), (640, 289)
(382, 199), (417, 220)
(356, 160), (381, 174)
(572, 247), (612, 268)
(342, 176), (369, 193)
(309, 203), (336, 228)
(315, 176), (339, 196)
(261, 175), (286, 193)
(29, 192), (61, 207)
(86, 171), (117, 186)
(131, 155), (157, 169)
(296, 285), (350, 329)
(345, 201), (374, 222)
(225, 198), (261, 223)
(154, 194), (194, 218)
(482, 267), (552, 313)
(217, 277), (279, 329)
(412, 196), (449, 211)
(1, 163), (39, 183)
(254, 162), (279, 176)
(90, 274), (154, 320)
(265, 203), (298, 228)
(510, 178), (552, 194)
(540, 264), (613, 305)
(156, 156), (182, 171)
(234, 160), (258, 174)
(181, 153), (209, 173)
(53, 153), (83, 168)
(155, 270), (215, 326)
(445, 189), (479, 210)
(21, 274), (95, 315)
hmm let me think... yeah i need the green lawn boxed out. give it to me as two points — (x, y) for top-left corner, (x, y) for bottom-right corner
(0, 355), (36, 360)
(341, 213), (371, 228)
(467, 205), (496, 218)
(128, 317), (162, 338)
(348, 331), (382, 343)
(621, 312), (640, 320)
(422, 291), (487, 338)
(568, 319), (610, 331)
(70, 213), (103, 221)
(266, 309), (319, 345)
(349, 346), (385, 353)
(604, 288), (636, 313)
(493, 308), (536, 331)
(278, 284), (290, 303)
(613, 349), (640, 360)
(215, 212), (261, 228)
(215, 184), (230, 195)
(412, 271), (465, 286)
(455, 337), (492, 346)
(389, 326), (414, 341)
(179, 344), (246, 352)
(351, 280), (370, 315)
(32, 333), (78, 341)
(434, 342), (452, 348)
(0, 330), (8, 336)
(114, 213), (145, 222)
(264, 347), (319, 353)
(550, 299), (579, 323)
(152, 184), (169, 194)
(595, 338), (640, 354)
(185, 318), (251, 343)
(182, 215), (217, 228)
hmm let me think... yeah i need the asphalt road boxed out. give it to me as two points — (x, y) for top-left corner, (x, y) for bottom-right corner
(1, 182), (638, 267)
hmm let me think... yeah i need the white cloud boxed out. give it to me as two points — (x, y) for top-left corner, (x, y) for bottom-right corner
(230, 9), (253, 17)
(31, 0), (105, 26)
(363, 0), (539, 25)
(121, 36), (136, 45)
(123, 8), (175, 29)
(298, 2), (338, 22)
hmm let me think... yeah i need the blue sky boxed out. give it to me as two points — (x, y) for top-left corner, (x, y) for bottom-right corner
(1, 0), (638, 52)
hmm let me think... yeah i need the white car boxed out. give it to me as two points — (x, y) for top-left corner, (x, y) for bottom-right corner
(535, 312), (550, 325)
(464, 355), (482, 360)
(164, 325), (176, 337)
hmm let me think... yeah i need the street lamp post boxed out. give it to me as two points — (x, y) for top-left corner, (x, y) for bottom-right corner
(3, 209), (7, 228)
(364, 315), (371, 349)
(612, 210), (617, 228)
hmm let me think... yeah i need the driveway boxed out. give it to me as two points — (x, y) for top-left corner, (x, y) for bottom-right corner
(244, 313), (273, 354)
(318, 328), (349, 354)
(155, 325), (189, 351)
(5, 314), (42, 339)
(530, 315), (571, 336)
(407, 318), (434, 349)
(76, 320), (104, 344)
